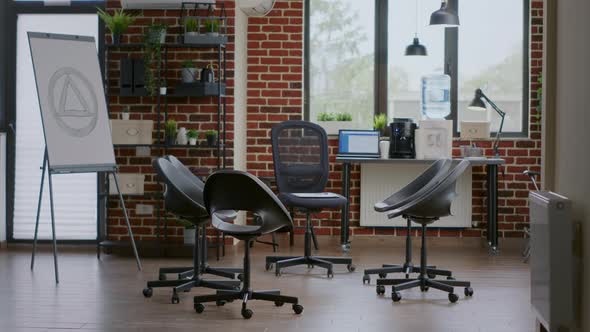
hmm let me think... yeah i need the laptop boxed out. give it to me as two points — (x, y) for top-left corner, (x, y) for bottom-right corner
(337, 129), (380, 159)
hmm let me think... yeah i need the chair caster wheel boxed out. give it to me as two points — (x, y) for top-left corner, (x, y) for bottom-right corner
(158, 274), (166, 281)
(171, 293), (180, 304)
(464, 287), (474, 297)
(265, 263), (273, 271)
(275, 301), (284, 307)
(292, 304), (304, 315)
(237, 274), (244, 281)
(307, 264), (313, 269)
(327, 269), (334, 278)
(241, 308), (253, 319)
(447, 276), (455, 280)
(275, 269), (282, 277)
(142, 287), (153, 298)
(376, 285), (385, 295)
(347, 264), (356, 272)
(420, 285), (429, 292)
(216, 300), (226, 306)
(427, 274), (436, 279)
(194, 303), (205, 313)
(362, 274), (370, 284)
(392, 291), (402, 302)
(449, 293), (459, 303)
(378, 273), (387, 278)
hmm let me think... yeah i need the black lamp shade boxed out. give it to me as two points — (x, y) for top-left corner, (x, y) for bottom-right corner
(468, 89), (487, 111)
(430, 1), (460, 26)
(405, 37), (427, 56)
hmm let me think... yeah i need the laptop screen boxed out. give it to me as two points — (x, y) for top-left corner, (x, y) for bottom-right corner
(338, 130), (380, 155)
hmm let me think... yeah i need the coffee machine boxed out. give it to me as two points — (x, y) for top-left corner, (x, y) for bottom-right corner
(389, 118), (417, 159)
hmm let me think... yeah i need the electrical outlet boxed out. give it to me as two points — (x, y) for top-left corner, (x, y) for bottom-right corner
(136, 204), (153, 215)
(136, 146), (151, 157)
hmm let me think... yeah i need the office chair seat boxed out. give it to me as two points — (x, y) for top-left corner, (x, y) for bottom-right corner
(278, 192), (347, 210)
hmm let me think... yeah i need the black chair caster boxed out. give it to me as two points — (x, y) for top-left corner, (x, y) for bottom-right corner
(449, 293), (459, 303)
(171, 292), (180, 304)
(327, 269), (334, 278)
(274, 301), (284, 307)
(216, 300), (226, 306)
(464, 287), (474, 297)
(158, 274), (166, 281)
(265, 263), (273, 271)
(378, 273), (387, 278)
(347, 264), (356, 272)
(241, 308), (253, 319)
(194, 303), (205, 313)
(143, 287), (153, 298)
(292, 304), (304, 314)
(392, 291), (402, 302)
(362, 274), (370, 284)
(420, 285), (429, 292)
(376, 285), (386, 295)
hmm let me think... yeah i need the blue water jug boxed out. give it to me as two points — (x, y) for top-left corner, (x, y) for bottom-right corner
(421, 74), (451, 119)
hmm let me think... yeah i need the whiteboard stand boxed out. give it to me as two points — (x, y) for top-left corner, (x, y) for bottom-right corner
(30, 149), (142, 284)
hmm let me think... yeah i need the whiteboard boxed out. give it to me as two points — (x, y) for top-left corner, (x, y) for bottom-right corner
(28, 32), (116, 173)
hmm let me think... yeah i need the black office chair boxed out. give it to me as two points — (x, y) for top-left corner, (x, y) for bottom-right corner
(363, 159), (454, 287)
(193, 170), (303, 319)
(264, 121), (354, 278)
(142, 158), (242, 304)
(377, 160), (474, 303)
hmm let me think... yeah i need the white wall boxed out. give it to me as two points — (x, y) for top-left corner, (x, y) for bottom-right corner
(546, 0), (590, 329)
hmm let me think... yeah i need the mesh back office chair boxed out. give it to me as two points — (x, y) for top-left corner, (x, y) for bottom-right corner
(193, 170), (304, 319)
(265, 121), (354, 278)
(376, 160), (474, 303)
(363, 159), (455, 286)
(142, 158), (241, 304)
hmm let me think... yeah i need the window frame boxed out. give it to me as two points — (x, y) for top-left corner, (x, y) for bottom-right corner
(304, 0), (530, 138)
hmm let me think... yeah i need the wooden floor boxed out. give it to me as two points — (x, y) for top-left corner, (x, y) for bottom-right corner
(0, 235), (535, 332)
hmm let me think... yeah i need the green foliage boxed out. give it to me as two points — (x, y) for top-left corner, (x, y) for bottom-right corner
(186, 129), (199, 139)
(336, 113), (353, 121)
(205, 130), (218, 137)
(373, 114), (387, 131)
(143, 24), (167, 96)
(317, 112), (336, 121)
(97, 8), (136, 35)
(122, 106), (130, 113)
(165, 120), (177, 137)
(535, 74), (543, 122)
(182, 60), (195, 69)
(185, 18), (198, 33)
(204, 19), (220, 33)
(176, 219), (195, 229)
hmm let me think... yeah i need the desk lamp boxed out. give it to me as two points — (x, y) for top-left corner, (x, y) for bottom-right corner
(468, 89), (506, 157)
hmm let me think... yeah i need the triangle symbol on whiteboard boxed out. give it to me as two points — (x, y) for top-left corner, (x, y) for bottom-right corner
(58, 75), (91, 117)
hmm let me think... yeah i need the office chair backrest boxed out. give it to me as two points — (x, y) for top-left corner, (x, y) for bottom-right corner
(204, 170), (293, 234)
(388, 159), (471, 220)
(375, 159), (453, 212)
(271, 120), (329, 193)
(166, 155), (205, 191)
(152, 157), (208, 220)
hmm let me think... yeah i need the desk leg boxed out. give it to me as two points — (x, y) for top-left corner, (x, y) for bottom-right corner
(487, 164), (499, 254)
(341, 162), (351, 251)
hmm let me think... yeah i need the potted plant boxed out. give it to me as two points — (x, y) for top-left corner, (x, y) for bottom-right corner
(165, 119), (177, 146)
(176, 219), (196, 245)
(121, 106), (130, 120)
(159, 80), (168, 96)
(205, 130), (218, 147)
(316, 111), (357, 135)
(185, 17), (199, 37)
(204, 18), (220, 37)
(97, 8), (136, 45)
(181, 61), (197, 83)
(373, 113), (389, 138)
(187, 129), (199, 146)
(143, 24), (166, 96)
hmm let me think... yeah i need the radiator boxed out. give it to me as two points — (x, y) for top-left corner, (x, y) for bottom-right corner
(529, 191), (575, 331)
(360, 163), (472, 227)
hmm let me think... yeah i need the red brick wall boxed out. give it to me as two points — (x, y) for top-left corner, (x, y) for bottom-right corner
(105, 0), (236, 242)
(246, 0), (544, 238)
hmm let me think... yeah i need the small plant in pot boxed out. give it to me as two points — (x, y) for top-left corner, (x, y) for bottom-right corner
(187, 129), (199, 146)
(176, 219), (196, 245)
(336, 112), (353, 122)
(373, 113), (389, 138)
(147, 23), (167, 44)
(204, 19), (220, 37)
(185, 18), (199, 37)
(205, 130), (218, 147)
(165, 120), (177, 146)
(97, 8), (136, 45)
(181, 61), (197, 83)
(121, 106), (130, 120)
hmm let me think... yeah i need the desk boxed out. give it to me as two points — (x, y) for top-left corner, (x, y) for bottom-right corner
(336, 157), (505, 253)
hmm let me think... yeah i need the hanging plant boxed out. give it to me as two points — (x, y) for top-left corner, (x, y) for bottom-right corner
(535, 75), (543, 123)
(143, 24), (167, 97)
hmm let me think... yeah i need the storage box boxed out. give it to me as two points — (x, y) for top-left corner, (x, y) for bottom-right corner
(110, 120), (153, 145)
(415, 120), (453, 159)
(460, 121), (491, 139)
(109, 174), (145, 195)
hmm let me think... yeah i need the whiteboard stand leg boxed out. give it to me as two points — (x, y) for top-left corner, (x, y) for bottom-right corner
(47, 169), (59, 284)
(111, 172), (142, 271)
(31, 150), (48, 271)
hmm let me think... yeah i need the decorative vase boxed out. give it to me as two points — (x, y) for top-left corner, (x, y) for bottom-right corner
(165, 135), (176, 146)
(206, 135), (217, 147)
(121, 112), (130, 121)
(177, 127), (188, 145)
(184, 228), (196, 245)
(379, 140), (390, 159)
(112, 33), (121, 45)
(181, 68), (197, 83)
(189, 138), (197, 146)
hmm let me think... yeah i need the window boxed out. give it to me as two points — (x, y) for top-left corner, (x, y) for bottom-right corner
(307, 0), (375, 131)
(305, 0), (529, 137)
